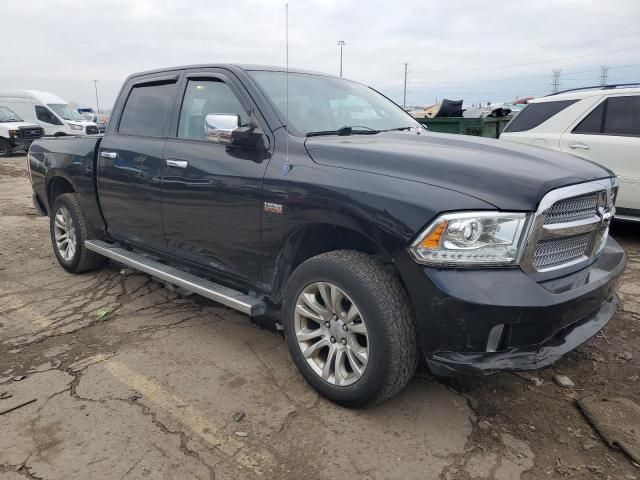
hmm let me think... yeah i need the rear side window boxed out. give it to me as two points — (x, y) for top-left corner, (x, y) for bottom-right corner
(604, 96), (640, 136)
(503, 100), (578, 133)
(572, 96), (640, 137)
(119, 82), (177, 137)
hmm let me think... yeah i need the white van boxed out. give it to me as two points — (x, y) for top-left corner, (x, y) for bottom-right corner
(0, 90), (99, 136)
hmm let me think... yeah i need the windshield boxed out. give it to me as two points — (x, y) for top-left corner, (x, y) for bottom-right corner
(48, 103), (85, 121)
(0, 106), (23, 122)
(249, 71), (420, 135)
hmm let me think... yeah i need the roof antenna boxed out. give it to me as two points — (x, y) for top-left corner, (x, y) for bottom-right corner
(285, 2), (290, 167)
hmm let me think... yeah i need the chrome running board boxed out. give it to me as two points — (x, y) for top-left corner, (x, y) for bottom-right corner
(85, 240), (266, 316)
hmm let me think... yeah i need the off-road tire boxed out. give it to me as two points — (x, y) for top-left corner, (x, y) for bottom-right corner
(50, 193), (105, 273)
(283, 250), (419, 407)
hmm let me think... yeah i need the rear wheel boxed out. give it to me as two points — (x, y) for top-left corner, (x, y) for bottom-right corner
(0, 138), (12, 158)
(283, 250), (418, 407)
(50, 193), (105, 273)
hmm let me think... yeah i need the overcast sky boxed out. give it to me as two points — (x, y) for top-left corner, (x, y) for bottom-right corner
(2, 0), (640, 110)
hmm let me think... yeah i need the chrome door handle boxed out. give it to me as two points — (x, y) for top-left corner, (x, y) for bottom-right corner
(166, 159), (188, 169)
(568, 142), (590, 150)
(100, 151), (118, 159)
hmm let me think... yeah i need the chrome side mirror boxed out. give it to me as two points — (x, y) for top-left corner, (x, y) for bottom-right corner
(204, 114), (240, 144)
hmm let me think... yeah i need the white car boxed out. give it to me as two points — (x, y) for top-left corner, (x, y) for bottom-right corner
(500, 85), (640, 221)
(0, 90), (99, 137)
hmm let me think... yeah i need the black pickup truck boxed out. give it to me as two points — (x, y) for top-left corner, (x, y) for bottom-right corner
(28, 64), (626, 406)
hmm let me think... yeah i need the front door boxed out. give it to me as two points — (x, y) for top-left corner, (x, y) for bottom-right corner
(34, 105), (65, 136)
(97, 74), (181, 251)
(161, 70), (271, 285)
(560, 94), (640, 213)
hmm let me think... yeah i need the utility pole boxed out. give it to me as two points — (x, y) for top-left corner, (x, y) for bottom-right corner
(93, 80), (100, 114)
(337, 41), (346, 77)
(551, 69), (562, 94)
(599, 65), (610, 86)
(403, 63), (408, 109)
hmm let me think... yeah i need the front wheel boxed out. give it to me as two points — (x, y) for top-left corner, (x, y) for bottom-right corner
(283, 250), (418, 407)
(50, 193), (105, 273)
(0, 138), (12, 158)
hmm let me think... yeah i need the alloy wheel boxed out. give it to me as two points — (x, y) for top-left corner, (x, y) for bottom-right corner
(294, 282), (369, 386)
(54, 206), (77, 261)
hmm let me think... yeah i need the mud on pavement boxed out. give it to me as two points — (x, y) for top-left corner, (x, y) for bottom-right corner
(1, 155), (639, 480)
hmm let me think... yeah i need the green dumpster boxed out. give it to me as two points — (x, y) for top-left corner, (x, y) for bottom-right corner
(416, 116), (512, 139)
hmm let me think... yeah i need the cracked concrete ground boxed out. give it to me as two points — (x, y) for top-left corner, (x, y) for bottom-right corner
(1, 155), (639, 479)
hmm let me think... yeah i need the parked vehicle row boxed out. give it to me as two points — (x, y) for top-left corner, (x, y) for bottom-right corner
(27, 64), (626, 406)
(0, 90), (99, 137)
(500, 84), (640, 221)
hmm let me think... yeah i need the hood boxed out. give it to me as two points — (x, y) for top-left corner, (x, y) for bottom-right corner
(67, 120), (98, 127)
(304, 131), (612, 211)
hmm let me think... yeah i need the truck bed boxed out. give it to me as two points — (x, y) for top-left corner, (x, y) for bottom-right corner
(28, 135), (104, 232)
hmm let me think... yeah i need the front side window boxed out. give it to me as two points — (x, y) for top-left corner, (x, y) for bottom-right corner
(35, 105), (62, 125)
(119, 82), (177, 137)
(604, 96), (640, 136)
(0, 106), (22, 122)
(177, 79), (249, 141)
(249, 71), (419, 135)
(503, 100), (578, 133)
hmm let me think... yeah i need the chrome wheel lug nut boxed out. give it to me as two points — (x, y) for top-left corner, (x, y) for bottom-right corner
(341, 338), (347, 346)
(342, 324), (348, 331)
(330, 336), (336, 343)
(324, 321), (330, 328)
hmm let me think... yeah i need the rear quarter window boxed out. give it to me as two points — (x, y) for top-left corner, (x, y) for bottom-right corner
(503, 99), (578, 133)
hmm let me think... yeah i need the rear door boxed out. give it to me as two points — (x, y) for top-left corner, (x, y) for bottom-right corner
(160, 69), (271, 285)
(97, 73), (181, 251)
(560, 94), (640, 212)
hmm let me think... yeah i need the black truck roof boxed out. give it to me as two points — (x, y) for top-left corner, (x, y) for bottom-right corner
(127, 63), (336, 81)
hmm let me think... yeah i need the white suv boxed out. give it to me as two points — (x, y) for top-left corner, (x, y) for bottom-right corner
(500, 85), (640, 221)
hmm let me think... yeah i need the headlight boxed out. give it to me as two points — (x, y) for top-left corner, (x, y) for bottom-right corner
(9, 129), (19, 138)
(409, 212), (529, 266)
(69, 124), (84, 131)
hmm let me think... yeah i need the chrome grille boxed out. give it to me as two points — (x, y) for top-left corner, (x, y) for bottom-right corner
(522, 178), (617, 274)
(532, 233), (591, 270)
(545, 193), (598, 224)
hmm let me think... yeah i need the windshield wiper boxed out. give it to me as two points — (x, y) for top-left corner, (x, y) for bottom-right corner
(306, 125), (380, 137)
(383, 126), (420, 132)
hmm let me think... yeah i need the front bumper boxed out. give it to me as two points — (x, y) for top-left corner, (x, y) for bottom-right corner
(398, 237), (627, 376)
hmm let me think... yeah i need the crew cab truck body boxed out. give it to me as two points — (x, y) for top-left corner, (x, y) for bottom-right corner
(28, 64), (626, 406)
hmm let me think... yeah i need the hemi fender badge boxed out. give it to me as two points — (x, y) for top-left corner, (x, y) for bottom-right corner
(264, 202), (283, 214)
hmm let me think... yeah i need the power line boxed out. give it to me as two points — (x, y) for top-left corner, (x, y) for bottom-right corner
(409, 45), (640, 74)
(404, 63), (640, 87)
